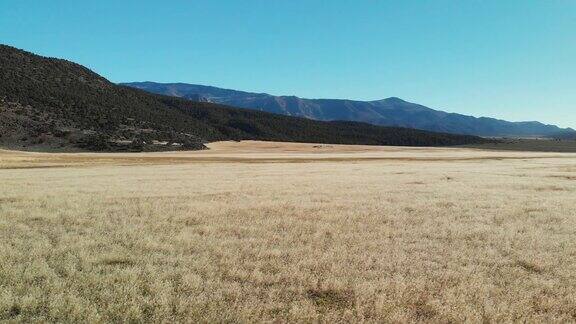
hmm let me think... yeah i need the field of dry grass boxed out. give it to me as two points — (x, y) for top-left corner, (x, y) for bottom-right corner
(1, 141), (576, 322)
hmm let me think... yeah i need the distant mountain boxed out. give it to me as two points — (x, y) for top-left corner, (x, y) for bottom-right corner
(123, 82), (575, 138)
(550, 130), (576, 140)
(0, 45), (487, 151)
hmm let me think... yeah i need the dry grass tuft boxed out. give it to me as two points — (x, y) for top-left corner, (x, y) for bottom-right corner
(548, 175), (576, 181)
(307, 288), (355, 310)
(410, 294), (438, 320)
(515, 260), (545, 274)
(533, 185), (571, 192)
(99, 256), (135, 267)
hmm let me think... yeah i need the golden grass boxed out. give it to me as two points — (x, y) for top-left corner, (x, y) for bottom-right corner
(1, 141), (576, 322)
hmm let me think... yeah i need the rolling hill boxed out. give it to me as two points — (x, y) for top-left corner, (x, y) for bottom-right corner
(0, 44), (488, 152)
(124, 82), (575, 138)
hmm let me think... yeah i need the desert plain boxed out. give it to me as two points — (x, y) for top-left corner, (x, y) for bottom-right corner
(1, 141), (576, 322)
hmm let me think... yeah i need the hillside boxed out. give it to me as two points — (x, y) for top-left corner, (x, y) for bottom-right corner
(124, 82), (575, 137)
(0, 45), (488, 152)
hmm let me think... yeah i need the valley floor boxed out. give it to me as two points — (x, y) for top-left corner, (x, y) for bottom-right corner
(1, 141), (576, 322)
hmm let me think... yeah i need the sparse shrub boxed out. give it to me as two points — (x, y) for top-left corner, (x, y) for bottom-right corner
(182, 138), (207, 150)
(129, 137), (145, 151)
(77, 133), (111, 151)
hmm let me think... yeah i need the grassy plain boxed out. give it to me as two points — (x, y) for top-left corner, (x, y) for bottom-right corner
(1, 141), (576, 322)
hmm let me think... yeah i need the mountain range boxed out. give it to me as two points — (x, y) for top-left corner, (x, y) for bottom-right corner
(0, 44), (487, 152)
(123, 82), (575, 138)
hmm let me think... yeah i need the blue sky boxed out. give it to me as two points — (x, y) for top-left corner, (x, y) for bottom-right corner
(1, 0), (575, 127)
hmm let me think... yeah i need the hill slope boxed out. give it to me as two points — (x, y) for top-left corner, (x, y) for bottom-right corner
(124, 82), (574, 137)
(0, 44), (487, 151)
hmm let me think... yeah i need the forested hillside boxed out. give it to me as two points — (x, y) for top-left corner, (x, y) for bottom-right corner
(0, 45), (489, 151)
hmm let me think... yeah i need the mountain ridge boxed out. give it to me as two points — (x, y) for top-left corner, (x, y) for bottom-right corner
(0, 44), (487, 151)
(123, 82), (574, 137)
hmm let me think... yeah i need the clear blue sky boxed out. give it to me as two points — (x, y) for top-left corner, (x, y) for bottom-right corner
(1, 0), (575, 127)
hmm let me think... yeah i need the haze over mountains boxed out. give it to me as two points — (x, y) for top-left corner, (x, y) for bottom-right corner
(124, 82), (575, 138)
(0, 44), (487, 152)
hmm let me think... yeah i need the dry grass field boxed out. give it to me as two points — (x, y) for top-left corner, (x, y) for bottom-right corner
(1, 141), (576, 322)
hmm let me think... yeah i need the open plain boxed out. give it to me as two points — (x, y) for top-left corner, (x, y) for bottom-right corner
(1, 141), (576, 322)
